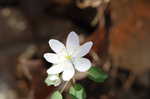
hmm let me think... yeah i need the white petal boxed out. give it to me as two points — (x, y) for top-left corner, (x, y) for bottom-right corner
(47, 64), (63, 74)
(73, 58), (91, 72)
(62, 62), (75, 81)
(44, 53), (59, 64)
(48, 75), (58, 80)
(66, 31), (80, 55)
(49, 39), (66, 53)
(74, 41), (93, 58)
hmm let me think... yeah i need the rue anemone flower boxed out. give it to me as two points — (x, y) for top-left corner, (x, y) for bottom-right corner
(44, 31), (93, 82)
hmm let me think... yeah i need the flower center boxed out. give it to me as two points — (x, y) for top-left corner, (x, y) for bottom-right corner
(65, 55), (72, 60)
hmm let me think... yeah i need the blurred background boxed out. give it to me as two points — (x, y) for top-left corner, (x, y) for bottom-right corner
(0, 0), (150, 99)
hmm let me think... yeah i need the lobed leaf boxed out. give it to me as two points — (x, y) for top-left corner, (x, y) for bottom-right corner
(87, 66), (108, 83)
(51, 91), (63, 99)
(69, 84), (86, 99)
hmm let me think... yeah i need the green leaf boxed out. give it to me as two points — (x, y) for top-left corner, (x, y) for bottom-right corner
(87, 66), (108, 83)
(69, 84), (86, 99)
(51, 91), (63, 99)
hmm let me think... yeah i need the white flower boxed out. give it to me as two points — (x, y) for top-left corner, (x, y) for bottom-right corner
(44, 31), (93, 81)
(45, 74), (61, 86)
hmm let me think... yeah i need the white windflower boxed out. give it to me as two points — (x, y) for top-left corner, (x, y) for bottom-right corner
(44, 31), (93, 81)
(45, 74), (61, 86)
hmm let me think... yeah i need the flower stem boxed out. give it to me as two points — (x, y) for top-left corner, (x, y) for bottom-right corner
(72, 77), (76, 84)
(60, 81), (69, 93)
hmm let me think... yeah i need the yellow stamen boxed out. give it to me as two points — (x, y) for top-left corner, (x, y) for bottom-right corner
(65, 55), (72, 60)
